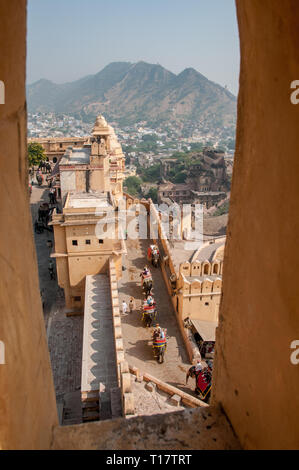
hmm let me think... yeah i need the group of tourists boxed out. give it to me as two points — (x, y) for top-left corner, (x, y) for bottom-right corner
(121, 297), (135, 315)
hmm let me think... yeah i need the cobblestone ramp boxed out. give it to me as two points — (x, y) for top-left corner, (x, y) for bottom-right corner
(81, 274), (119, 420)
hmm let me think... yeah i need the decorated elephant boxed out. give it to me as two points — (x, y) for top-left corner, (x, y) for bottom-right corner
(152, 327), (167, 363)
(186, 364), (212, 402)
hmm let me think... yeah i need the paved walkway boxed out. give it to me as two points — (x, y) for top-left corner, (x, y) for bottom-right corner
(82, 274), (119, 419)
(119, 236), (193, 395)
(31, 180), (84, 424)
(30, 180), (59, 328)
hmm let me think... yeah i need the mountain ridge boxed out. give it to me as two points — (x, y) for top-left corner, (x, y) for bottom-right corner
(27, 61), (237, 127)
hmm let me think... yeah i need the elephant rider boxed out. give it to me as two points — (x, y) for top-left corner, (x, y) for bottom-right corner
(141, 266), (150, 277)
(195, 359), (204, 373)
(152, 326), (166, 357)
(152, 246), (159, 258)
(159, 327), (166, 340)
(153, 324), (160, 339)
(140, 266), (152, 285)
(153, 325), (164, 340)
(146, 294), (154, 306)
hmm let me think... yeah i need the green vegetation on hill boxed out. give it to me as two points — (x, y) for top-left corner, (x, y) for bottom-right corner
(123, 176), (142, 197)
(136, 163), (161, 183)
(145, 187), (158, 203)
(213, 200), (230, 216)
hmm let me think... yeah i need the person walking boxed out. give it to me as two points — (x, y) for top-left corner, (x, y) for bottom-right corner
(48, 259), (55, 280)
(121, 300), (128, 316)
(49, 188), (54, 204)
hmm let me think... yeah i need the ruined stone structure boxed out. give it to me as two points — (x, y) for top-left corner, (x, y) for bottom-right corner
(187, 149), (228, 193)
(1, 0), (299, 451)
(158, 149), (228, 208)
(158, 182), (226, 208)
(160, 158), (181, 178)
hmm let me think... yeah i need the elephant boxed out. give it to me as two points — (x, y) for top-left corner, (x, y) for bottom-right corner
(151, 250), (160, 267)
(186, 365), (212, 402)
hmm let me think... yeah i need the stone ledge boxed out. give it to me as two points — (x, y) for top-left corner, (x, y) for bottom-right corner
(51, 405), (241, 450)
(129, 365), (207, 408)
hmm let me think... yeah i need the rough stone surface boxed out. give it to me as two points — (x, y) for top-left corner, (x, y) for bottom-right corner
(123, 392), (135, 415)
(51, 405), (241, 450)
(170, 394), (182, 407)
(212, 0), (299, 450)
(0, 1), (58, 450)
(130, 375), (186, 416)
(145, 382), (156, 393)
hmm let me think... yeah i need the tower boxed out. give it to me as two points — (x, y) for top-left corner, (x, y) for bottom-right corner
(89, 115), (111, 193)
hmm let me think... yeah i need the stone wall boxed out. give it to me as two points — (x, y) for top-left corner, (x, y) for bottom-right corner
(108, 259), (135, 415)
(51, 405), (240, 450)
(0, 0), (58, 449)
(2, 0), (299, 451)
(177, 262), (222, 323)
(212, 0), (299, 450)
(148, 201), (194, 362)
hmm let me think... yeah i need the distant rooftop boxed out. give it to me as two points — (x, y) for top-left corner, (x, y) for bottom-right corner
(195, 241), (225, 262)
(60, 147), (90, 165)
(67, 191), (112, 209)
(168, 239), (202, 273)
(185, 275), (221, 283)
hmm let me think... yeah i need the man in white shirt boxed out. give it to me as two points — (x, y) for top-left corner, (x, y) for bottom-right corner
(122, 300), (128, 315)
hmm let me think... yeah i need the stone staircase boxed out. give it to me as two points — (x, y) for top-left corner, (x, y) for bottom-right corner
(81, 274), (121, 422)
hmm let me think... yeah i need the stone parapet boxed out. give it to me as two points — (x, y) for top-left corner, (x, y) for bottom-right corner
(109, 259), (135, 416)
(51, 405), (240, 450)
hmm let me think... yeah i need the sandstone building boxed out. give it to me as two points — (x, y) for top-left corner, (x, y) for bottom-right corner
(177, 241), (225, 324)
(1, 0), (299, 451)
(29, 137), (88, 163)
(50, 115), (125, 310)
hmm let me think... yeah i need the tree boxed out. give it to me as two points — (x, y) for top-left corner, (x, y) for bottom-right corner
(173, 171), (187, 184)
(145, 187), (158, 203)
(141, 134), (158, 143)
(124, 176), (142, 197)
(140, 164), (161, 183)
(28, 142), (46, 168)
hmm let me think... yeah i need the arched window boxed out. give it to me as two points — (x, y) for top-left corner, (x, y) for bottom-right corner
(203, 263), (210, 275)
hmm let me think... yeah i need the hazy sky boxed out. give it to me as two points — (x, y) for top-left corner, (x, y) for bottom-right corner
(27, 0), (240, 95)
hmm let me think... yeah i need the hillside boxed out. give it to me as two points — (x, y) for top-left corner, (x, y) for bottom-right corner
(27, 61), (237, 127)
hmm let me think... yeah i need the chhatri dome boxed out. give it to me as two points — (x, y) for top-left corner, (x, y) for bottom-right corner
(92, 114), (112, 136)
